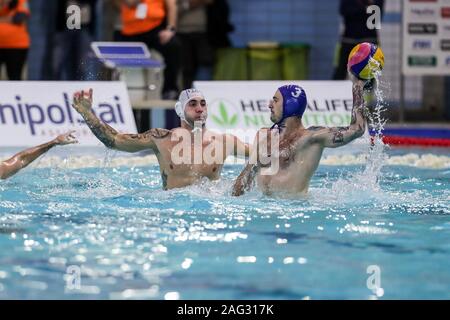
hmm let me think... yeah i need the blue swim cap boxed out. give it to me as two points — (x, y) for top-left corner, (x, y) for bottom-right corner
(278, 84), (307, 120)
(271, 85), (307, 130)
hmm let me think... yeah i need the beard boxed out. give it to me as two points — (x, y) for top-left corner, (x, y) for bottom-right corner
(270, 113), (279, 123)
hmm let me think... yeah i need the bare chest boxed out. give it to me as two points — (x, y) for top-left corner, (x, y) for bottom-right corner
(156, 139), (225, 177)
(259, 135), (302, 170)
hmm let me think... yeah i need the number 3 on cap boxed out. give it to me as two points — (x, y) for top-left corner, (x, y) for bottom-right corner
(291, 87), (301, 98)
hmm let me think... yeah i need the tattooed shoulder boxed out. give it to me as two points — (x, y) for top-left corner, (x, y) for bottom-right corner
(138, 128), (171, 139)
(307, 126), (326, 131)
(330, 127), (349, 144)
(149, 128), (171, 139)
(127, 128), (171, 141)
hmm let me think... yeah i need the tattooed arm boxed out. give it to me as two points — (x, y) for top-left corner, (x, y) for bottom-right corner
(231, 129), (268, 196)
(232, 163), (258, 196)
(0, 131), (77, 180)
(309, 77), (367, 148)
(72, 89), (170, 153)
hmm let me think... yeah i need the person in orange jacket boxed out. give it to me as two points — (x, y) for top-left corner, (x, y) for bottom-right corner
(117, 0), (181, 100)
(115, 0), (182, 130)
(0, 0), (30, 80)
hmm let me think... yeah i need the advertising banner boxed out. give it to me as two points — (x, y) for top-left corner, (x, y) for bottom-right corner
(403, 0), (450, 75)
(0, 82), (137, 147)
(194, 81), (355, 143)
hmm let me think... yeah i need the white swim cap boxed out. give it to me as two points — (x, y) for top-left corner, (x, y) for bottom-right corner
(175, 88), (206, 121)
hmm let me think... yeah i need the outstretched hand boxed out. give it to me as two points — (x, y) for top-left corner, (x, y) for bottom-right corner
(54, 131), (78, 145)
(72, 89), (93, 114)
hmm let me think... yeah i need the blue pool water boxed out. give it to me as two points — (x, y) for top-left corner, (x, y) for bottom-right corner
(0, 147), (449, 299)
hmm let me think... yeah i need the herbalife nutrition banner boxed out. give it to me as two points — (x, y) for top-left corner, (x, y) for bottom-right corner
(403, 0), (450, 75)
(0, 82), (137, 147)
(194, 81), (354, 143)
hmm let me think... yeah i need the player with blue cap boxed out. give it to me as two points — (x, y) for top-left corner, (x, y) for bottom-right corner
(233, 75), (369, 197)
(270, 84), (307, 130)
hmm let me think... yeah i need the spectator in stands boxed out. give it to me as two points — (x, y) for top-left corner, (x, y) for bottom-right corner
(177, 0), (214, 89)
(0, 0), (30, 80)
(116, 0), (181, 100)
(205, 0), (233, 49)
(177, 0), (234, 89)
(114, 0), (182, 130)
(333, 0), (384, 80)
(52, 0), (98, 80)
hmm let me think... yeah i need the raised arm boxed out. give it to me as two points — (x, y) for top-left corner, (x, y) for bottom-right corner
(72, 89), (169, 153)
(0, 131), (77, 180)
(310, 76), (367, 148)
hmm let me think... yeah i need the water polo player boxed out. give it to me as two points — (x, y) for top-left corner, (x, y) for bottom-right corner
(71, 88), (250, 190)
(232, 72), (367, 196)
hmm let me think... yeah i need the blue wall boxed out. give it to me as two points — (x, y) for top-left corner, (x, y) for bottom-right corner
(227, 0), (340, 80)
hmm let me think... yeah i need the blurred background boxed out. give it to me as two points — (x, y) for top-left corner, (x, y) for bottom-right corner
(1, 0), (449, 131)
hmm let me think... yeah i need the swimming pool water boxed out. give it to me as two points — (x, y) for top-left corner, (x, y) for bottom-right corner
(0, 148), (449, 299)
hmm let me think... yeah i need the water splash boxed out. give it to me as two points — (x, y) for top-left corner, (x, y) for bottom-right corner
(361, 66), (389, 189)
(327, 63), (390, 198)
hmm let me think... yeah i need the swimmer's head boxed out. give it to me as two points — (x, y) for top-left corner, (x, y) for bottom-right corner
(175, 89), (207, 128)
(269, 85), (307, 125)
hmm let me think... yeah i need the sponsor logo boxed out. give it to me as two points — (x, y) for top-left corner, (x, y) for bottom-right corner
(207, 98), (356, 130)
(442, 7), (450, 18)
(442, 39), (450, 50)
(408, 56), (437, 66)
(0, 93), (126, 135)
(209, 100), (240, 128)
(209, 99), (272, 129)
(408, 23), (437, 34)
(412, 39), (433, 50)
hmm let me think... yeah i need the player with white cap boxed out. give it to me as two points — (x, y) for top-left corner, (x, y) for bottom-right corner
(71, 88), (250, 190)
(175, 88), (206, 129)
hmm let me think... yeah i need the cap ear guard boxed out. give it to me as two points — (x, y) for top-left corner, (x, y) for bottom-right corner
(175, 101), (184, 119)
(284, 95), (306, 118)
